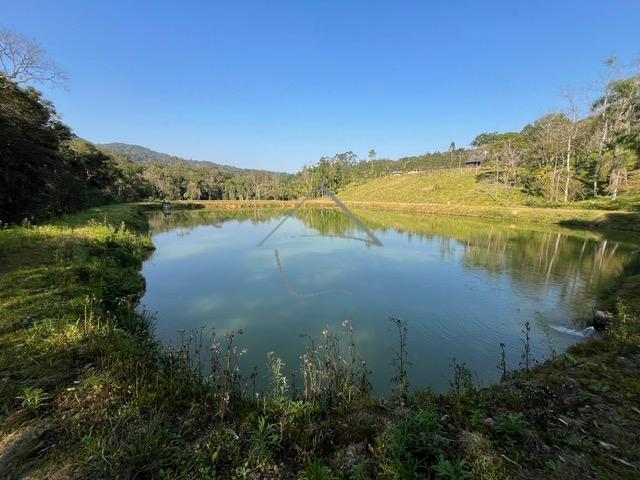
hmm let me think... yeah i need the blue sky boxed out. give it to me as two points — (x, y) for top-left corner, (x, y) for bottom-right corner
(4, 1), (639, 172)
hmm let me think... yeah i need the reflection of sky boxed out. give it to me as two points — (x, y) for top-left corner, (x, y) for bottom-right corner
(140, 212), (635, 394)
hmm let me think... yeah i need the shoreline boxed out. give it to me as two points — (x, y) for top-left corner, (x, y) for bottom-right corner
(157, 199), (640, 233)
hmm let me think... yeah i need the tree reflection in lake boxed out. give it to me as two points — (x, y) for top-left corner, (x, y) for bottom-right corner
(141, 208), (638, 394)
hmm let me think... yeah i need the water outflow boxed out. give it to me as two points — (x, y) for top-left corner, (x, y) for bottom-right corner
(549, 325), (596, 338)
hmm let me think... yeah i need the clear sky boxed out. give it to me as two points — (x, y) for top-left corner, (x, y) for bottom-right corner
(4, 1), (639, 172)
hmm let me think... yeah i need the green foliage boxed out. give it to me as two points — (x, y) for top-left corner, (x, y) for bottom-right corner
(433, 455), (471, 480)
(610, 300), (640, 345)
(0, 77), (134, 223)
(0, 77), (69, 222)
(382, 408), (445, 478)
(1, 203), (640, 479)
(346, 461), (367, 480)
(249, 415), (281, 464)
(494, 413), (528, 440)
(4, 62), (640, 225)
(337, 67), (640, 208)
(101, 143), (298, 202)
(16, 386), (50, 412)
(300, 458), (335, 480)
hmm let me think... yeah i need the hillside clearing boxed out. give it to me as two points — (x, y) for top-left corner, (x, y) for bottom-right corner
(337, 169), (640, 211)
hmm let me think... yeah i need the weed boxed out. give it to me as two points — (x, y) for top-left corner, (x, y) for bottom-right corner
(469, 407), (485, 428)
(433, 455), (472, 480)
(16, 386), (50, 412)
(611, 300), (640, 344)
(498, 342), (507, 380)
(388, 316), (410, 402)
(495, 413), (528, 440)
(2, 203), (639, 479)
(449, 358), (475, 399)
(249, 415), (281, 464)
(267, 351), (288, 399)
(520, 321), (532, 371)
(300, 458), (335, 480)
(382, 408), (444, 477)
(347, 461), (367, 480)
(300, 323), (369, 401)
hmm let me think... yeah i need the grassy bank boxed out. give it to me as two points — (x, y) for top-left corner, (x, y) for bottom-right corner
(1, 203), (639, 479)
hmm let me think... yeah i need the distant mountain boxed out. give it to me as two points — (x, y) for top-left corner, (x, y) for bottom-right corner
(98, 142), (280, 175)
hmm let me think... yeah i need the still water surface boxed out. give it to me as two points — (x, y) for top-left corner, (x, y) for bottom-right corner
(140, 208), (638, 394)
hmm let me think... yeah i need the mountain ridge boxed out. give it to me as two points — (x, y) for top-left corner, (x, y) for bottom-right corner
(98, 142), (285, 175)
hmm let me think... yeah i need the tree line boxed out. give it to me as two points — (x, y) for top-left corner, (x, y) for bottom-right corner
(471, 59), (639, 203)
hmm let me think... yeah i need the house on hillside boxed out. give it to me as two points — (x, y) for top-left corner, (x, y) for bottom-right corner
(464, 157), (483, 168)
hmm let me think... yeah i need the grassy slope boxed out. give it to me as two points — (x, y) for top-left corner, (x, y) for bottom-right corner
(339, 170), (531, 206)
(0, 205), (156, 477)
(334, 169), (640, 231)
(0, 204), (639, 479)
(339, 169), (640, 208)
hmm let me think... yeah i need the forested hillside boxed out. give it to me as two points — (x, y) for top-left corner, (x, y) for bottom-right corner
(0, 78), (121, 222)
(99, 142), (247, 172)
(100, 146), (297, 203)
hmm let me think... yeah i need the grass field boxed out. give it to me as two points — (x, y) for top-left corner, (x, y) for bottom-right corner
(339, 169), (532, 206)
(337, 168), (640, 212)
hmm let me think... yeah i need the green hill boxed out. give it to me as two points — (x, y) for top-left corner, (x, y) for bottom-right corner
(98, 142), (284, 175)
(338, 168), (640, 210)
(338, 169), (532, 206)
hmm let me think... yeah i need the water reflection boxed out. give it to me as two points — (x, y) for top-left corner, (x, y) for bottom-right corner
(141, 208), (638, 394)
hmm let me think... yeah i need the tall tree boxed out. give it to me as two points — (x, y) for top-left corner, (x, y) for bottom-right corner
(561, 93), (580, 202)
(449, 141), (459, 169)
(593, 69), (640, 198)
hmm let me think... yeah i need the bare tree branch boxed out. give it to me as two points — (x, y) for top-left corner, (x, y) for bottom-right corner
(0, 28), (67, 86)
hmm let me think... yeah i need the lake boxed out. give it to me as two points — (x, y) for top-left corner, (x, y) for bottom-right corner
(140, 207), (638, 395)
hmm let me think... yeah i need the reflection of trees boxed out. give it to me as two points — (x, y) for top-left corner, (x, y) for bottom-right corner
(293, 208), (357, 236)
(349, 210), (637, 311)
(148, 207), (637, 313)
(461, 228), (629, 309)
(290, 209), (635, 306)
(147, 209), (286, 234)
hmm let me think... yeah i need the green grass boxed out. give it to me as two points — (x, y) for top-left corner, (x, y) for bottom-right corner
(339, 169), (532, 206)
(339, 168), (640, 209)
(329, 169), (640, 232)
(1, 202), (639, 479)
